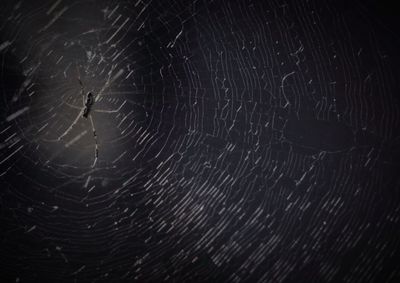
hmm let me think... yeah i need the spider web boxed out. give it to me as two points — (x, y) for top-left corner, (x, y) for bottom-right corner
(0, 0), (399, 282)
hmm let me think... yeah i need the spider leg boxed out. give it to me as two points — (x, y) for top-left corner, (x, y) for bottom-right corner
(89, 115), (99, 168)
(57, 79), (86, 140)
(78, 78), (85, 107)
(94, 109), (119, 114)
(63, 101), (82, 110)
(94, 100), (126, 113)
(57, 110), (83, 141)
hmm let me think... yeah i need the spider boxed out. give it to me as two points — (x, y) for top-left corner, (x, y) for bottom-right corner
(57, 77), (124, 167)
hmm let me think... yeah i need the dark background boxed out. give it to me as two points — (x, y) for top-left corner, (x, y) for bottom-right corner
(0, 0), (399, 282)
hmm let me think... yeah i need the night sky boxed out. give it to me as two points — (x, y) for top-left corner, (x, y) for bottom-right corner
(0, 0), (399, 282)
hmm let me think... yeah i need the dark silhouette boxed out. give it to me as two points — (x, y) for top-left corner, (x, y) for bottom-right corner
(83, 92), (94, 118)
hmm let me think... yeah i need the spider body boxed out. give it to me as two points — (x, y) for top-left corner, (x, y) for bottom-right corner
(83, 92), (94, 118)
